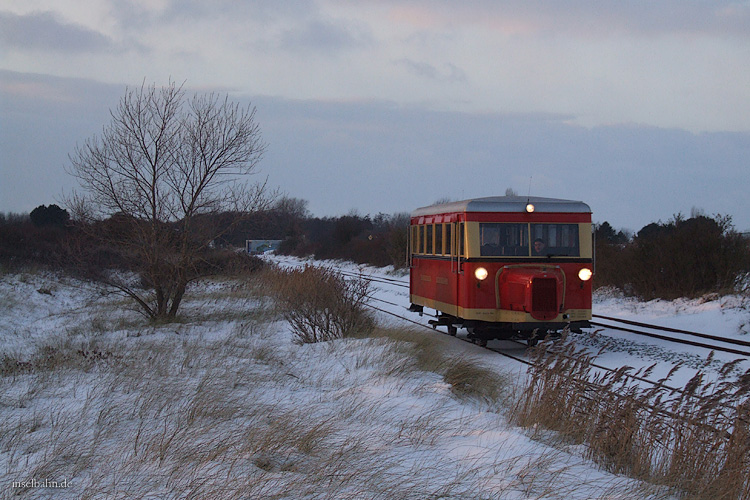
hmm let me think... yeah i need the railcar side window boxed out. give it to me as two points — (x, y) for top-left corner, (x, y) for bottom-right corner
(411, 226), (419, 254)
(426, 224), (433, 254)
(479, 223), (529, 256)
(459, 222), (465, 257)
(435, 224), (443, 255)
(531, 224), (580, 256)
(419, 225), (426, 254)
(445, 224), (452, 255)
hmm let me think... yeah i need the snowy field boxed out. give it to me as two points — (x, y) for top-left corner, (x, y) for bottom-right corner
(1, 257), (749, 499)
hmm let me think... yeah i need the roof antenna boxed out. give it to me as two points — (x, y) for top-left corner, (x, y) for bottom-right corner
(525, 176), (535, 213)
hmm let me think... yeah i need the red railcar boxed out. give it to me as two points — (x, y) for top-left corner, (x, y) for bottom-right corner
(408, 196), (593, 345)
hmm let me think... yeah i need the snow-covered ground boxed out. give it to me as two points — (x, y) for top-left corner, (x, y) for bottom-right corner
(273, 255), (750, 387)
(586, 288), (750, 386)
(1, 259), (748, 499)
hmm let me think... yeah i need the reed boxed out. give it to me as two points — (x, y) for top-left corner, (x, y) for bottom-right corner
(512, 330), (750, 499)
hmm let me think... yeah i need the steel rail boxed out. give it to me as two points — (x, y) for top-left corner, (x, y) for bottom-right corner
(365, 294), (687, 392)
(338, 270), (409, 289)
(593, 313), (750, 349)
(330, 267), (747, 438)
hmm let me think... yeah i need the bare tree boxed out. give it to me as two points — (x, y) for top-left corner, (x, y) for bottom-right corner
(274, 196), (310, 221)
(67, 81), (273, 320)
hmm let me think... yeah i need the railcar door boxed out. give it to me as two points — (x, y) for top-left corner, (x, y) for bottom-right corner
(451, 221), (464, 316)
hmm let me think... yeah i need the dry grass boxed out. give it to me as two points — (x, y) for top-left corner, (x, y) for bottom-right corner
(443, 356), (505, 404)
(1, 340), (122, 378)
(0, 320), (540, 500)
(512, 330), (750, 500)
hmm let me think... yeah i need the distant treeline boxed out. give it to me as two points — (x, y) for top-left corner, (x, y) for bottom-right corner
(0, 198), (410, 277)
(594, 215), (750, 300)
(0, 204), (266, 278)
(202, 197), (411, 269)
(2, 201), (749, 300)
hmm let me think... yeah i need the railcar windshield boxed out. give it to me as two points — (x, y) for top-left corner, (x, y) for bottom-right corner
(479, 223), (580, 257)
(531, 223), (579, 256)
(479, 223), (528, 256)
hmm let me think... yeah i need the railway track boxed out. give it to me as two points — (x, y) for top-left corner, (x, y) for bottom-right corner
(363, 294), (701, 397)
(337, 268), (749, 359)
(591, 314), (750, 357)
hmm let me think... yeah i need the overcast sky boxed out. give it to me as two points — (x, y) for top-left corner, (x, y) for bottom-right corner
(1, 0), (749, 232)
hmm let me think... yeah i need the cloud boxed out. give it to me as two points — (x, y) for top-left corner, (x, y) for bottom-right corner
(279, 18), (373, 52)
(3, 68), (750, 232)
(394, 59), (466, 82)
(249, 95), (750, 231)
(383, 0), (750, 38)
(158, 0), (317, 23)
(2, 1), (746, 134)
(0, 10), (116, 52)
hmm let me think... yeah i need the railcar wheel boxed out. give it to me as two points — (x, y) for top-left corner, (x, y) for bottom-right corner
(448, 325), (457, 336)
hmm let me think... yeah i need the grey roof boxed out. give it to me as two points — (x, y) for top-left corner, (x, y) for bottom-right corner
(412, 196), (591, 217)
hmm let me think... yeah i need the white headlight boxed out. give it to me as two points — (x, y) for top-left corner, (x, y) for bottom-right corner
(526, 203), (535, 213)
(578, 268), (593, 281)
(474, 267), (489, 281)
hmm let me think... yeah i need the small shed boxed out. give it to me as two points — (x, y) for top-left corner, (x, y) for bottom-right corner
(246, 240), (283, 254)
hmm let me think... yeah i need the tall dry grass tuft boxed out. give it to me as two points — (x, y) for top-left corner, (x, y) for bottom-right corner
(443, 356), (506, 405)
(512, 330), (750, 499)
(366, 326), (448, 374)
(267, 264), (374, 344)
(367, 326), (509, 408)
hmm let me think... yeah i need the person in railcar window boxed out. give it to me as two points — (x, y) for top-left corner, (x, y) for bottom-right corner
(533, 238), (546, 256)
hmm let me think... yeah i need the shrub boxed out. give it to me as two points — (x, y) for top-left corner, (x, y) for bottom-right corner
(0, 221), (73, 270)
(197, 249), (265, 277)
(595, 215), (750, 300)
(269, 265), (374, 344)
(29, 204), (69, 228)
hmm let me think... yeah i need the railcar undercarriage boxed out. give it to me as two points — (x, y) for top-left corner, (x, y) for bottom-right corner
(413, 305), (590, 347)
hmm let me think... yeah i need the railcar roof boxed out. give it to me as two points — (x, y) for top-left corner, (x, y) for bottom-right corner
(411, 196), (591, 217)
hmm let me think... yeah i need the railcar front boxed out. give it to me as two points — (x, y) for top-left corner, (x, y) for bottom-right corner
(409, 196), (593, 346)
